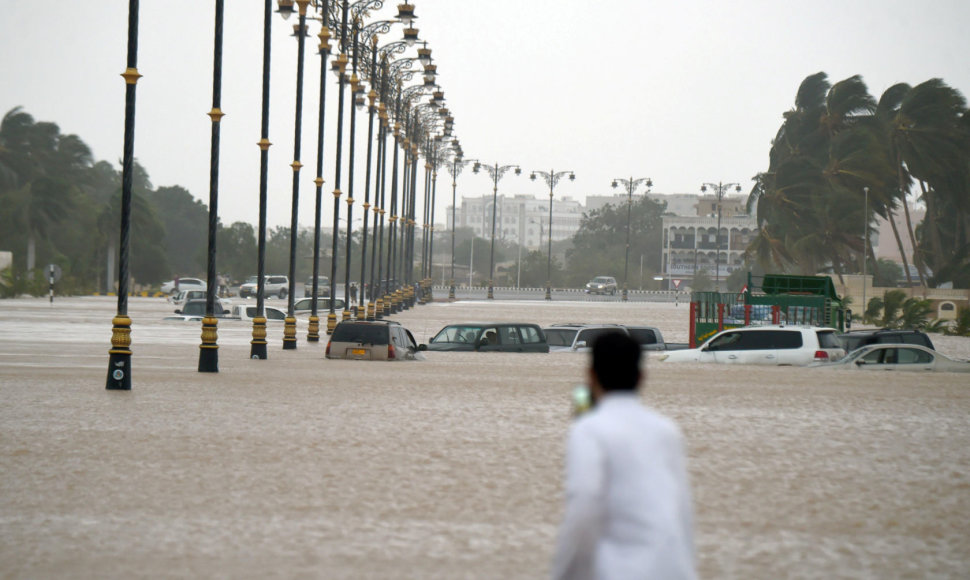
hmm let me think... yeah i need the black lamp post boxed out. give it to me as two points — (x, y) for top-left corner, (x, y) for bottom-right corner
(325, 0), (349, 335)
(611, 176), (652, 302)
(700, 181), (742, 291)
(106, 0), (141, 390)
(529, 169), (575, 300)
(250, 0), (276, 359)
(198, 0), (226, 373)
(306, 0), (333, 342)
(473, 162), (521, 299)
(341, 17), (362, 323)
(279, 0), (311, 349)
(446, 151), (475, 301)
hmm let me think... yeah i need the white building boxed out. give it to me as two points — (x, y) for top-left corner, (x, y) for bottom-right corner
(586, 192), (702, 217)
(660, 195), (757, 289)
(448, 194), (584, 249)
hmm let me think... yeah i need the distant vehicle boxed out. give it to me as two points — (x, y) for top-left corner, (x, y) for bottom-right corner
(659, 325), (846, 365)
(304, 275), (330, 297)
(622, 325), (689, 351)
(839, 328), (934, 354)
(426, 322), (549, 353)
(162, 315), (203, 322)
(170, 289), (231, 310)
(326, 320), (423, 361)
(543, 323), (689, 353)
(543, 324), (626, 352)
(227, 304), (288, 321)
(811, 343), (970, 373)
(585, 276), (618, 295)
(293, 296), (346, 313)
(175, 299), (229, 317)
(239, 275), (289, 299)
(161, 277), (205, 295)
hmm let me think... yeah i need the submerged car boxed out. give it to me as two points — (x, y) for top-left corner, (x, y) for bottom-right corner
(293, 296), (346, 313)
(543, 324), (625, 352)
(175, 299), (229, 317)
(161, 277), (205, 295)
(811, 343), (970, 372)
(326, 321), (422, 361)
(426, 322), (549, 353)
(659, 325), (846, 365)
(839, 328), (935, 353)
(228, 304), (288, 321)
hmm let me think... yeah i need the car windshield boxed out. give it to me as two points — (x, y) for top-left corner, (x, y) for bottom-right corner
(244, 276), (258, 284)
(431, 325), (483, 344)
(331, 324), (389, 345)
(181, 302), (206, 316)
(591, 277), (611, 283)
(544, 328), (577, 347)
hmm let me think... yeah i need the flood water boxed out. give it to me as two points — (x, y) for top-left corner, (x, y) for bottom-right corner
(2, 296), (969, 579)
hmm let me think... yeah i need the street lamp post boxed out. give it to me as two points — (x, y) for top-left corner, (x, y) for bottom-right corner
(250, 0), (276, 359)
(530, 169), (575, 300)
(106, 0), (141, 390)
(446, 152), (475, 300)
(862, 186), (869, 319)
(473, 162), (521, 299)
(611, 176), (652, 301)
(325, 0), (349, 335)
(198, 0), (226, 373)
(700, 181), (742, 292)
(280, 0), (311, 349)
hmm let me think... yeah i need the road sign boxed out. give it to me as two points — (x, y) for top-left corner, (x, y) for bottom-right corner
(672, 278), (682, 289)
(46, 264), (63, 282)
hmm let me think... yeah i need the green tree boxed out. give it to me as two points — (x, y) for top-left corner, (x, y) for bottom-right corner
(148, 185), (208, 276)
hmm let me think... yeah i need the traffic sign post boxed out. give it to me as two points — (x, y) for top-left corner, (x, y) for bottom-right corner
(46, 264), (62, 304)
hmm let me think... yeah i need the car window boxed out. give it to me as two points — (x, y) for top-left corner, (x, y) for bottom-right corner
(432, 325), (482, 344)
(627, 328), (657, 345)
(897, 347), (932, 364)
(267, 308), (286, 320)
(708, 331), (743, 351)
(480, 328), (499, 345)
(901, 333), (930, 347)
(499, 326), (520, 345)
(816, 330), (842, 349)
(756, 330), (803, 350)
(577, 328), (617, 347)
(332, 324), (389, 345)
(860, 349), (884, 363)
(544, 329), (576, 347)
(518, 326), (542, 344)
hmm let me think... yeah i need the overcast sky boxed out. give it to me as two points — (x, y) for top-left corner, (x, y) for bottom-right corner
(2, 1), (968, 231)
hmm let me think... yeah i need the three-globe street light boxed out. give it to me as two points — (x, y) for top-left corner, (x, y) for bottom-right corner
(473, 162), (521, 299)
(700, 181), (742, 291)
(198, 0), (227, 372)
(250, 0), (277, 359)
(530, 169), (575, 300)
(611, 176), (653, 302)
(106, 0), (141, 390)
(445, 151), (475, 300)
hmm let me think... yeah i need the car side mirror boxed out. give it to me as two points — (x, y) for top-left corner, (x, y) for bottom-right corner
(574, 340), (587, 349)
(418, 344), (427, 351)
(174, 309), (181, 314)
(855, 359), (866, 366)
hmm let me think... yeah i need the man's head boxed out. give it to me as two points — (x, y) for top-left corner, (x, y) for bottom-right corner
(589, 331), (642, 395)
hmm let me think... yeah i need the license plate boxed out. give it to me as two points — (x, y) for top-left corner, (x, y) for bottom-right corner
(351, 348), (367, 356)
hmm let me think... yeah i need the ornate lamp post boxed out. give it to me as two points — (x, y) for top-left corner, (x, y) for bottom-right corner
(106, 0), (141, 390)
(198, 0), (227, 372)
(530, 169), (575, 300)
(473, 161), (521, 299)
(325, 0), (350, 334)
(611, 176), (652, 302)
(250, 0), (277, 359)
(278, 0), (312, 349)
(700, 181), (742, 291)
(445, 150), (475, 300)
(862, 186), (869, 316)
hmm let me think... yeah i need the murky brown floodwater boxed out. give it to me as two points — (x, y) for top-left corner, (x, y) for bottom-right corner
(2, 296), (969, 579)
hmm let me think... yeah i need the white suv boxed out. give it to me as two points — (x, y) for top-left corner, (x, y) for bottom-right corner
(659, 325), (846, 366)
(239, 275), (289, 299)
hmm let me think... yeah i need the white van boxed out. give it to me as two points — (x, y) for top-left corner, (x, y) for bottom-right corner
(659, 325), (846, 365)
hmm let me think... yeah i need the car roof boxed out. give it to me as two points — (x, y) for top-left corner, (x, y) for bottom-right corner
(544, 323), (624, 330)
(440, 322), (540, 327)
(843, 328), (925, 335)
(335, 320), (401, 326)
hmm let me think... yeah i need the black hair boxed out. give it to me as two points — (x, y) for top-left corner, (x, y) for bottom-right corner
(591, 331), (642, 392)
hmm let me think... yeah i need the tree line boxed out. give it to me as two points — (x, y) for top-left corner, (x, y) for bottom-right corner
(747, 72), (970, 288)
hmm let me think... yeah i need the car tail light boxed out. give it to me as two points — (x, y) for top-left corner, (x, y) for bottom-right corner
(813, 350), (829, 362)
(387, 343), (396, 360)
(325, 341), (331, 356)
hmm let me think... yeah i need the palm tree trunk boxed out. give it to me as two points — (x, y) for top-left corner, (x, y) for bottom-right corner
(896, 153), (928, 288)
(919, 181), (943, 275)
(887, 208), (913, 287)
(27, 233), (36, 271)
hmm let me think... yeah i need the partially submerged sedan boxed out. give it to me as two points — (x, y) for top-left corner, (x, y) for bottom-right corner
(426, 322), (549, 353)
(811, 343), (970, 372)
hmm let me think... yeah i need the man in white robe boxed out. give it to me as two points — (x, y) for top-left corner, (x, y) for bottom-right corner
(552, 332), (697, 580)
